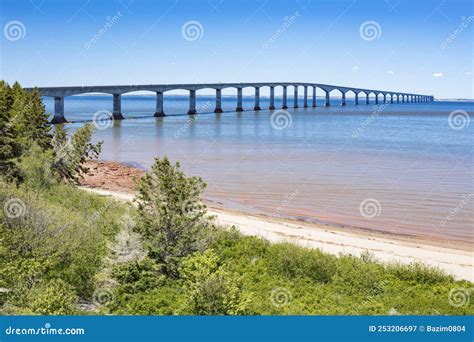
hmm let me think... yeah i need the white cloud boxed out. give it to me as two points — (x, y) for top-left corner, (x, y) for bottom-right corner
(433, 72), (444, 77)
(386, 70), (394, 75)
(352, 66), (359, 72)
(465, 71), (472, 75)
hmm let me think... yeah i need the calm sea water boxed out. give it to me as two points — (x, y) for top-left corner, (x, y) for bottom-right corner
(44, 95), (474, 243)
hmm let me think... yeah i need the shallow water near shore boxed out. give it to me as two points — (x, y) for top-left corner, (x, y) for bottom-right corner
(45, 96), (474, 243)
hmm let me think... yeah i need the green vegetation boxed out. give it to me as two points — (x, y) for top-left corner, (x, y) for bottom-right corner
(0, 81), (472, 315)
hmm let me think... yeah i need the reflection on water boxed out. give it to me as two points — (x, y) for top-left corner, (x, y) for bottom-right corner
(49, 96), (474, 243)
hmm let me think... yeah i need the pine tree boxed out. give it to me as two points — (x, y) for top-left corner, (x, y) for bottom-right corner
(0, 81), (20, 179)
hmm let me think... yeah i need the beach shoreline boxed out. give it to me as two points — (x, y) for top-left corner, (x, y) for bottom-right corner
(79, 160), (474, 281)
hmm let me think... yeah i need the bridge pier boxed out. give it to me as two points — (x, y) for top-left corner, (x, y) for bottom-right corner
(383, 94), (387, 103)
(375, 94), (379, 105)
(303, 86), (308, 107)
(154, 91), (165, 117)
(354, 93), (359, 105)
(282, 86), (288, 109)
(214, 89), (223, 113)
(390, 94), (394, 104)
(325, 91), (330, 107)
(341, 92), (346, 106)
(113, 94), (124, 120)
(293, 86), (298, 108)
(365, 93), (369, 105)
(236, 88), (243, 111)
(254, 87), (261, 111)
(269, 86), (275, 110)
(402, 95), (405, 103)
(312, 86), (317, 107)
(51, 96), (67, 124)
(188, 90), (197, 115)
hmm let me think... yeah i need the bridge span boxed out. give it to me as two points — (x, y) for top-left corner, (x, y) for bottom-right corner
(27, 82), (434, 124)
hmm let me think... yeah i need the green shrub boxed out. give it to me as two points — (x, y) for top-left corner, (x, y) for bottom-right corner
(135, 156), (214, 277)
(264, 243), (337, 283)
(111, 258), (163, 293)
(180, 249), (248, 315)
(387, 262), (453, 284)
(28, 279), (77, 315)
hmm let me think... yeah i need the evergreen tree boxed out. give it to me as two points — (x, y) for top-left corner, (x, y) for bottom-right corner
(135, 156), (212, 277)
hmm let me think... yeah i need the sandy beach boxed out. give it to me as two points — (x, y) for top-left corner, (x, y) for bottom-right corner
(79, 160), (474, 281)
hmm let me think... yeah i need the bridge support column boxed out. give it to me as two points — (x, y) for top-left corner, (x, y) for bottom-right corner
(154, 91), (165, 117)
(113, 94), (124, 120)
(303, 86), (308, 108)
(254, 87), (261, 111)
(282, 86), (288, 109)
(269, 86), (275, 110)
(312, 86), (317, 107)
(188, 90), (197, 115)
(354, 93), (359, 105)
(51, 96), (67, 124)
(293, 87), (298, 108)
(402, 95), (405, 103)
(375, 94), (379, 105)
(214, 89), (223, 113)
(383, 94), (387, 103)
(341, 92), (346, 106)
(325, 91), (330, 107)
(236, 88), (243, 111)
(390, 94), (394, 104)
(365, 94), (369, 105)
(396, 95), (400, 103)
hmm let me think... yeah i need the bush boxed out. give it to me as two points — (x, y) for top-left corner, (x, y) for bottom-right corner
(28, 279), (77, 315)
(0, 180), (128, 312)
(111, 258), (163, 293)
(135, 156), (214, 277)
(387, 262), (453, 284)
(264, 243), (337, 283)
(180, 249), (248, 315)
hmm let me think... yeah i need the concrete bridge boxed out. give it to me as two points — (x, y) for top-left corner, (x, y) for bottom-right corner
(27, 83), (434, 124)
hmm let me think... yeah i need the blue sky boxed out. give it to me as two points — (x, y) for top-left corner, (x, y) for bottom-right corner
(0, 0), (472, 98)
